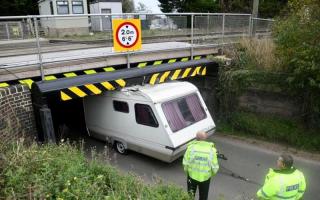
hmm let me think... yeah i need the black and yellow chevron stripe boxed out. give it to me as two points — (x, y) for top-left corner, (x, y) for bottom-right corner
(0, 56), (205, 89)
(59, 68), (126, 101)
(146, 65), (206, 85)
(0, 55), (208, 101)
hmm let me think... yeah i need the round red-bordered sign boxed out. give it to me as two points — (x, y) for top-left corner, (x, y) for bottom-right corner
(115, 22), (139, 48)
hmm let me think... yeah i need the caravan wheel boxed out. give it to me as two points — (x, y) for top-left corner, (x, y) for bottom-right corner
(115, 141), (128, 155)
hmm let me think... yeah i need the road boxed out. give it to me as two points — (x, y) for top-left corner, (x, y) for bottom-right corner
(83, 134), (319, 200)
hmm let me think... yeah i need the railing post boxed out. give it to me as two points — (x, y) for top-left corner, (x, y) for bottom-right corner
(33, 17), (45, 81)
(207, 14), (209, 34)
(19, 21), (24, 39)
(191, 13), (194, 60)
(249, 15), (252, 37)
(127, 53), (130, 68)
(5, 23), (10, 40)
(222, 13), (225, 53)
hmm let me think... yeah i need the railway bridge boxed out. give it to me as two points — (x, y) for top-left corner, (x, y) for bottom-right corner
(0, 13), (273, 142)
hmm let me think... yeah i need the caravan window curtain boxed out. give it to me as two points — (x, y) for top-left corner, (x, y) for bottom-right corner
(162, 93), (207, 132)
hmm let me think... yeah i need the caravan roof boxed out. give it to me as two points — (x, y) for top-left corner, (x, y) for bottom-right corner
(101, 81), (198, 103)
(139, 81), (198, 103)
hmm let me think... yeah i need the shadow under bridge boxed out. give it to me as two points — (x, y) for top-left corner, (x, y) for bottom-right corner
(31, 58), (218, 143)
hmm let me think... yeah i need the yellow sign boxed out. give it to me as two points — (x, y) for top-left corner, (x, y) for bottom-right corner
(112, 19), (142, 52)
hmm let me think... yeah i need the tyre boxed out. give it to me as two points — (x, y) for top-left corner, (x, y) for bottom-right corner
(115, 141), (128, 155)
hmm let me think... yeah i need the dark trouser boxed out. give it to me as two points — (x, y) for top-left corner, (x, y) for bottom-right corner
(187, 176), (211, 200)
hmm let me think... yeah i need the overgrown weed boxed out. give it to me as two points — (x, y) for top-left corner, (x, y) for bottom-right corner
(0, 140), (191, 200)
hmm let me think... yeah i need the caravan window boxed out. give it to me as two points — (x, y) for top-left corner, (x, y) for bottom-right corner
(162, 93), (206, 132)
(135, 104), (159, 127)
(113, 101), (129, 113)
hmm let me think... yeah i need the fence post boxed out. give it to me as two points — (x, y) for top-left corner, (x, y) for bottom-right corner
(5, 23), (10, 40)
(252, 18), (256, 37)
(127, 53), (130, 68)
(222, 13), (225, 53)
(207, 14), (209, 34)
(191, 13), (194, 60)
(249, 15), (252, 37)
(33, 17), (45, 81)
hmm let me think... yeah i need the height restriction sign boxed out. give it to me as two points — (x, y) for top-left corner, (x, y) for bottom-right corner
(112, 19), (142, 52)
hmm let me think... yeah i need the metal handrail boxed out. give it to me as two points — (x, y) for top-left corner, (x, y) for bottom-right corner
(0, 13), (253, 20)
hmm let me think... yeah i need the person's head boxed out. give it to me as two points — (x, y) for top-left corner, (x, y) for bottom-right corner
(196, 131), (208, 141)
(277, 153), (293, 170)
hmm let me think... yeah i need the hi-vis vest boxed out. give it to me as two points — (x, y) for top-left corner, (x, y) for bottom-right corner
(257, 168), (306, 200)
(182, 140), (219, 182)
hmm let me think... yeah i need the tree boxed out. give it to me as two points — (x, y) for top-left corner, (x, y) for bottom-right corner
(158, 0), (176, 13)
(0, 0), (39, 16)
(259, 0), (288, 18)
(158, 0), (288, 18)
(178, 0), (220, 12)
(122, 0), (135, 13)
(273, 0), (320, 128)
(135, 2), (150, 13)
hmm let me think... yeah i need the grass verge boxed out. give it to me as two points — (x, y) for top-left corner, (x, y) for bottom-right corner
(216, 112), (320, 152)
(0, 141), (191, 200)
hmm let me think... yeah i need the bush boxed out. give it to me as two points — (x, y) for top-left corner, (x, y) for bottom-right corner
(230, 38), (280, 71)
(0, 141), (191, 200)
(218, 112), (320, 152)
(273, 0), (320, 128)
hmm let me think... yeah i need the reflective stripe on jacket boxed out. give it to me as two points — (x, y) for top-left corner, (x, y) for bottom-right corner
(182, 140), (219, 182)
(257, 168), (306, 200)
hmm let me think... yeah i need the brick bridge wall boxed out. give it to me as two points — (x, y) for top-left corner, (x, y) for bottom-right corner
(0, 85), (37, 143)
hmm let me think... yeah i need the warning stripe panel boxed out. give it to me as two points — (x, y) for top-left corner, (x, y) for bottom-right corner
(145, 66), (207, 86)
(59, 66), (207, 101)
(61, 91), (72, 101)
(61, 89), (77, 100)
(153, 60), (163, 65)
(201, 67), (207, 76)
(84, 69), (97, 74)
(64, 72), (77, 78)
(168, 59), (177, 63)
(44, 75), (57, 81)
(1, 56), (210, 89)
(68, 87), (87, 98)
(194, 56), (202, 60)
(78, 85), (96, 96)
(0, 57), (210, 101)
(100, 81), (115, 90)
(159, 71), (171, 83)
(19, 79), (34, 89)
(0, 83), (9, 88)
(149, 73), (160, 85)
(191, 67), (201, 77)
(182, 68), (192, 78)
(137, 62), (147, 68)
(171, 69), (181, 80)
(84, 84), (102, 95)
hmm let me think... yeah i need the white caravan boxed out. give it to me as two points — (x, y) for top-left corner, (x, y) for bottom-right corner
(83, 81), (215, 162)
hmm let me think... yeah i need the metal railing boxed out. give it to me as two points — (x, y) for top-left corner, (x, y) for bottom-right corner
(0, 13), (274, 80)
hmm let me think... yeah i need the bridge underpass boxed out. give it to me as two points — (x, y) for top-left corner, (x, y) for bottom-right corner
(0, 12), (269, 142)
(31, 59), (218, 143)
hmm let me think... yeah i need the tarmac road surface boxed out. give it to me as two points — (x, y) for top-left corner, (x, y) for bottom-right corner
(83, 134), (320, 200)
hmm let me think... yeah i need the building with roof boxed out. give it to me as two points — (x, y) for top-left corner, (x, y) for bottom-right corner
(38, 0), (89, 37)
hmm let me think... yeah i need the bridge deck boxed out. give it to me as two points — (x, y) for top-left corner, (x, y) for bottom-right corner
(0, 42), (191, 68)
